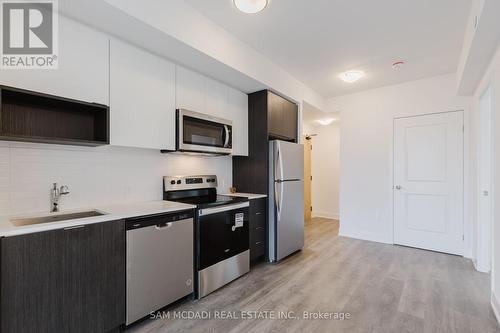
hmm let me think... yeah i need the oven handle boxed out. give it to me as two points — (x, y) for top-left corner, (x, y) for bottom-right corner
(198, 202), (249, 216)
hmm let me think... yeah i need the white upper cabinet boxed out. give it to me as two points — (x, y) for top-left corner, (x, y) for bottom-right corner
(0, 16), (109, 105)
(176, 66), (248, 156)
(176, 66), (205, 112)
(110, 39), (176, 150)
(205, 77), (228, 119)
(227, 87), (249, 156)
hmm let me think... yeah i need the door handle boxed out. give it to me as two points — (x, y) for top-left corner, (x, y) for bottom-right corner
(394, 185), (402, 190)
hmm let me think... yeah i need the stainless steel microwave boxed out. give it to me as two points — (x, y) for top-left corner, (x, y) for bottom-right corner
(176, 109), (232, 155)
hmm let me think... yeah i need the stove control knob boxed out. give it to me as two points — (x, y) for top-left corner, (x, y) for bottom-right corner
(177, 180), (182, 184)
(170, 180), (176, 185)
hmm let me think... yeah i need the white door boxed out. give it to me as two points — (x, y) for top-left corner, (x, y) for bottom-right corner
(394, 111), (464, 255)
(477, 88), (492, 272)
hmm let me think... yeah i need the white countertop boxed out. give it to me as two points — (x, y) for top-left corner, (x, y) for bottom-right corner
(0, 201), (196, 237)
(222, 193), (268, 200)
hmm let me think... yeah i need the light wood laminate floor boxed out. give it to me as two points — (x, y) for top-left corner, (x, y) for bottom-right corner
(127, 218), (499, 333)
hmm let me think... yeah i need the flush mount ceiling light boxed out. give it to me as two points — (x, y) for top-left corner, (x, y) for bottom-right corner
(233, 0), (268, 14)
(317, 118), (336, 126)
(392, 60), (405, 70)
(339, 70), (365, 83)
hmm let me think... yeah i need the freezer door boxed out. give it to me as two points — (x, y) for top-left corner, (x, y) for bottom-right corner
(276, 179), (305, 261)
(273, 140), (304, 181)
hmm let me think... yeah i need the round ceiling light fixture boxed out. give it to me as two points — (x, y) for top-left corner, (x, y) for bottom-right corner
(339, 70), (365, 83)
(233, 0), (268, 13)
(317, 118), (336, 126)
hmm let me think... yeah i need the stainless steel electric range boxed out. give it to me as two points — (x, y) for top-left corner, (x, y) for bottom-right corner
(163, 175), (250, 298)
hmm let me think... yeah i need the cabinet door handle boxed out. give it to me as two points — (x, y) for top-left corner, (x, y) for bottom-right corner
(255, 226), (263, 230)
(63, 225), (85, 231)
(256, 212), (262, 215)
(255, 241), (262, 245)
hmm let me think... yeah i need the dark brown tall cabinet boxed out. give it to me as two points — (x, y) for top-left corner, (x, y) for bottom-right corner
(0, 221), (126, 333)
(267, 91), (298, 141)
(233, 90), (298, 261)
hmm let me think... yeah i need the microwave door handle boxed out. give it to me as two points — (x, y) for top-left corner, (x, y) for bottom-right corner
(223, 125), (230, 148)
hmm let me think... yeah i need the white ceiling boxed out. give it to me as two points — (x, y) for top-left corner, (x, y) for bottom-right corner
(184, 0), (471, 97)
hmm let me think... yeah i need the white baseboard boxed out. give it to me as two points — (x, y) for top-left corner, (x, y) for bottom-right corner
(339, 226), (393, 245)
(312, 211), (339, 220)
(492, 292), (500, 326)
(474, 258), (491, 273)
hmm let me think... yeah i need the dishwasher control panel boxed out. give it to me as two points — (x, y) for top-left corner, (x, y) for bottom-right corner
(125, 210), (194, 230)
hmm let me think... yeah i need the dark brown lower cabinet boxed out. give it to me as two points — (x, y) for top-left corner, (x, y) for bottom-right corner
(0, 221), (126, 333)
(249, 198), (267, 261)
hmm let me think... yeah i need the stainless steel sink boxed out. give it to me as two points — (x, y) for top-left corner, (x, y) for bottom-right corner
(10, 210), (106, 227)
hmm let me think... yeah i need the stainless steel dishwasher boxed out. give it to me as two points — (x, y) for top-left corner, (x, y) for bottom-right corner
(126, 210), (194, 326)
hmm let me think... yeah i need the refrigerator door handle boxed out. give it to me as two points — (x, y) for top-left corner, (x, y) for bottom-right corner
(275, 142), (280, 182)
(278, 142), (284, 182)
(278, 181), (284, 222)
(275, 181), (281, 222)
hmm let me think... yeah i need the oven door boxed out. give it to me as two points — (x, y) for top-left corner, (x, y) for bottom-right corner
(177, 109), (233, 155)
(197, 202), (249, 270)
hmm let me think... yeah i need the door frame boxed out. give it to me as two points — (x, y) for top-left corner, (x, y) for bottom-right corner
(476, 85), (493, 272)
(392, 110), (467, 256)
(304, 135), (312, 221)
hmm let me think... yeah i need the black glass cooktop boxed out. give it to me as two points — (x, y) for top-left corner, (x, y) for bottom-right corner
(200, 195), (248, 209)
(165, 190), (248, 210)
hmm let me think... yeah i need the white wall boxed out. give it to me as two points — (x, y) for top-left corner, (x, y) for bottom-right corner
(302, 122), (340, 220)
(328, 73), (472, 248)
(470, 45), (500, 316)
(0, 142), (232, 216)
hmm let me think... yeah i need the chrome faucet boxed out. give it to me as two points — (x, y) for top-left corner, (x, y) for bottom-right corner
(51, 183), (70, 212)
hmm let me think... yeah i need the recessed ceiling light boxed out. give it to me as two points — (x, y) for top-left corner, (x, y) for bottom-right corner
(317, 118), (336, 126)
(233, 0), (268, 14)
(339, 70), (364, 83)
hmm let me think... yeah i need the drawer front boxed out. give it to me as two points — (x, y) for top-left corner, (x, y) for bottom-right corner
(250, 240), (266, 260)
(250, 226), (265, 243)
(250, 212), (266, 228)
(250, 225), (265, 261)
(250, 198), (266, 216)
(250, 198), (266, 228)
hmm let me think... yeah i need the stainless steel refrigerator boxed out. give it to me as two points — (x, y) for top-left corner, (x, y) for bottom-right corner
(268, 140), (305, 262)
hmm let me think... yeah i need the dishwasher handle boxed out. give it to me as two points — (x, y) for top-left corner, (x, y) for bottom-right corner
(155, 222), (172, 229)
(126, 209), (194, 230)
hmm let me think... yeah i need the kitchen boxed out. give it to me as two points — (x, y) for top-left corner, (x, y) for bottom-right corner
(0, 3), (305, 332)
(2, 0), (499, 332)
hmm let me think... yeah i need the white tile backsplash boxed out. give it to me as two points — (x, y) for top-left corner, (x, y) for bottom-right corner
(0, 142), (232, 215)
